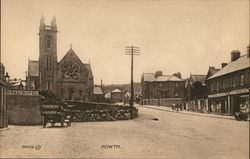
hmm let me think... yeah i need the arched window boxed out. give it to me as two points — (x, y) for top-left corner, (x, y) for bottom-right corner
(46, 36), (52, 50)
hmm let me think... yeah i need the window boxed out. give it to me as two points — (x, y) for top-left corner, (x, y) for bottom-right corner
(233, 76), (236, 87)
(79, 90), (82, 96)
(210, 82), (213, 92)
(46, 38), (52, 50)
(159, 83), (162, 88)
(216, 82), (219, 91)
(61, 89), (64, 96)
(47, 56), (51, 71)
(175, 92), (179, 97)
(228, 77), (232, 88)
(223, 80), (227, 89)
(240, 74), (244, 86)
(47, 81), (51, 90)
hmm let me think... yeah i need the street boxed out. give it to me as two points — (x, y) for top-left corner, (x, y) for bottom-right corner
(0, 107), (249, 159)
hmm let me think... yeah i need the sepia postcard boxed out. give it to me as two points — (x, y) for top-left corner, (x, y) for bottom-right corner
(0, 0), (249, 158)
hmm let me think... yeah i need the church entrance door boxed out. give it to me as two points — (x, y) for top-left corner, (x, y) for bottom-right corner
(68, 88), (74, 100)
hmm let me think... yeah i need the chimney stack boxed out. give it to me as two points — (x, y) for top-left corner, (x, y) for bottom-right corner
(155, 71), (163, 78)
(231, 50), (241, 62)
(221, 63), (228, 68)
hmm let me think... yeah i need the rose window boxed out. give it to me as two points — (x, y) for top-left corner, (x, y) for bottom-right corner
(62, 63), (80, 80)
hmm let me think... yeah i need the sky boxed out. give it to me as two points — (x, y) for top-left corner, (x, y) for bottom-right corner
(1, 0), (249, 85)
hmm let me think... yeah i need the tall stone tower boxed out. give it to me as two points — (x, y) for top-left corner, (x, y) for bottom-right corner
(39, 15), (58, 92)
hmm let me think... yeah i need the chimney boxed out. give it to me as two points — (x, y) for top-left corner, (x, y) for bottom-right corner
(155, 71), (163, 78)
(221, 63), (228, 68)
(231, 50), (241, 62)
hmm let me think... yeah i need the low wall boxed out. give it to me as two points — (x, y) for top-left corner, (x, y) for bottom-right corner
(141, 98), (183, 107)
(185, 99), (208, 112)
(7, 90), (42, 125)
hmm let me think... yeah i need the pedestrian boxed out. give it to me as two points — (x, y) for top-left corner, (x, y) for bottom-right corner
(176, 103), (179, 111)
(172, 104), (175, 111)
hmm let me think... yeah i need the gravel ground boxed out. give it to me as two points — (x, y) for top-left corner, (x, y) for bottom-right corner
(0, 107), (249, 159)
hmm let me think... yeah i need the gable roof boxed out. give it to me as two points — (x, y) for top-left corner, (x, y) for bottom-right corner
(206, 67), (220, 79)
(208, 55), (250, 80)
(59, 48), (83, 65)
(111, 88), (122, 93)
(85, 64), (93, 79)
(93, 86), (104, 95)
(28, 60), (39, 76)
(190, 74), (206, 83)
(59, 48), (93, 79)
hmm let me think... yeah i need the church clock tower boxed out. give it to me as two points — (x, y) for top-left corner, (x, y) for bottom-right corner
(39, 15), (58, 92)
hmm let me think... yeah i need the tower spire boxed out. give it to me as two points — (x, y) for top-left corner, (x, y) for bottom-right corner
(40, 15), (45, 26)
(51, 16), (56, 26)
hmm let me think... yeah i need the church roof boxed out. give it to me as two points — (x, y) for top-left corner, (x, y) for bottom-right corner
(28, 60), (39, 76)
(93, 86), (104, 95)
(59, 48), (93, 79)
(59, 48), (83, 65)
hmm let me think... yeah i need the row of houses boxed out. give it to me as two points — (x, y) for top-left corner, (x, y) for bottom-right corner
(141, 46), (250, 116)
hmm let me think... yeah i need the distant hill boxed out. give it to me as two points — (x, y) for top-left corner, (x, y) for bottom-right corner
(102, 82), (141, 94)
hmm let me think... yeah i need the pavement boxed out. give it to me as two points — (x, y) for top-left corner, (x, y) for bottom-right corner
(0, 107), (249, 159)
(139, 104), (235, 120)
(0, 127), (9, 132)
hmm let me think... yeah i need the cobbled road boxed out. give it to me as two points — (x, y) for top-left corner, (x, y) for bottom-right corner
(0, 107), (249, 159)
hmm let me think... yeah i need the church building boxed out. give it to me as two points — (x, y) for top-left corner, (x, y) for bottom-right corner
(26, 16), (94, 101)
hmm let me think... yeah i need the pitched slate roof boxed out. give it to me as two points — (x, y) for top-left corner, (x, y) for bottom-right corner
(93, 86), (104, 95)
(208, 55), (250, 80)
(59, 48), (83, 65)
(142, 72), (183, 82)
(155, 75), (183, 82)
(28, 60), (39, 76)
(142, 73), (155, 82)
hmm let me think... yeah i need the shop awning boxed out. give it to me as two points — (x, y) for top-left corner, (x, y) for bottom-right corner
(228, 88), (249, 95)
(208, 92), (226, 98)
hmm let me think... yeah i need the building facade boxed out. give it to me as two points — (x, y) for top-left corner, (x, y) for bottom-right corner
(0, 63), (8, 128)
(141, 71), (185, 106)
(93, 86), (105, 102)
(26, 16), (94, 101)
(111, 88), (124, 102)
(206, 49), (250, 115)
(185, 74), (207, 111)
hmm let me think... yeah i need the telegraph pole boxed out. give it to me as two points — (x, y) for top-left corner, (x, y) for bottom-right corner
(125, 45), (140, 119)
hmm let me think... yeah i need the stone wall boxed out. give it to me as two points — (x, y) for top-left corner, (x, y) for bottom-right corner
(7, 90), (42, 125)
(141, 98), (183, 107)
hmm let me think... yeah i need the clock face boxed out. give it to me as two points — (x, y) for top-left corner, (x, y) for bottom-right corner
(62, 63), (80, 80)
